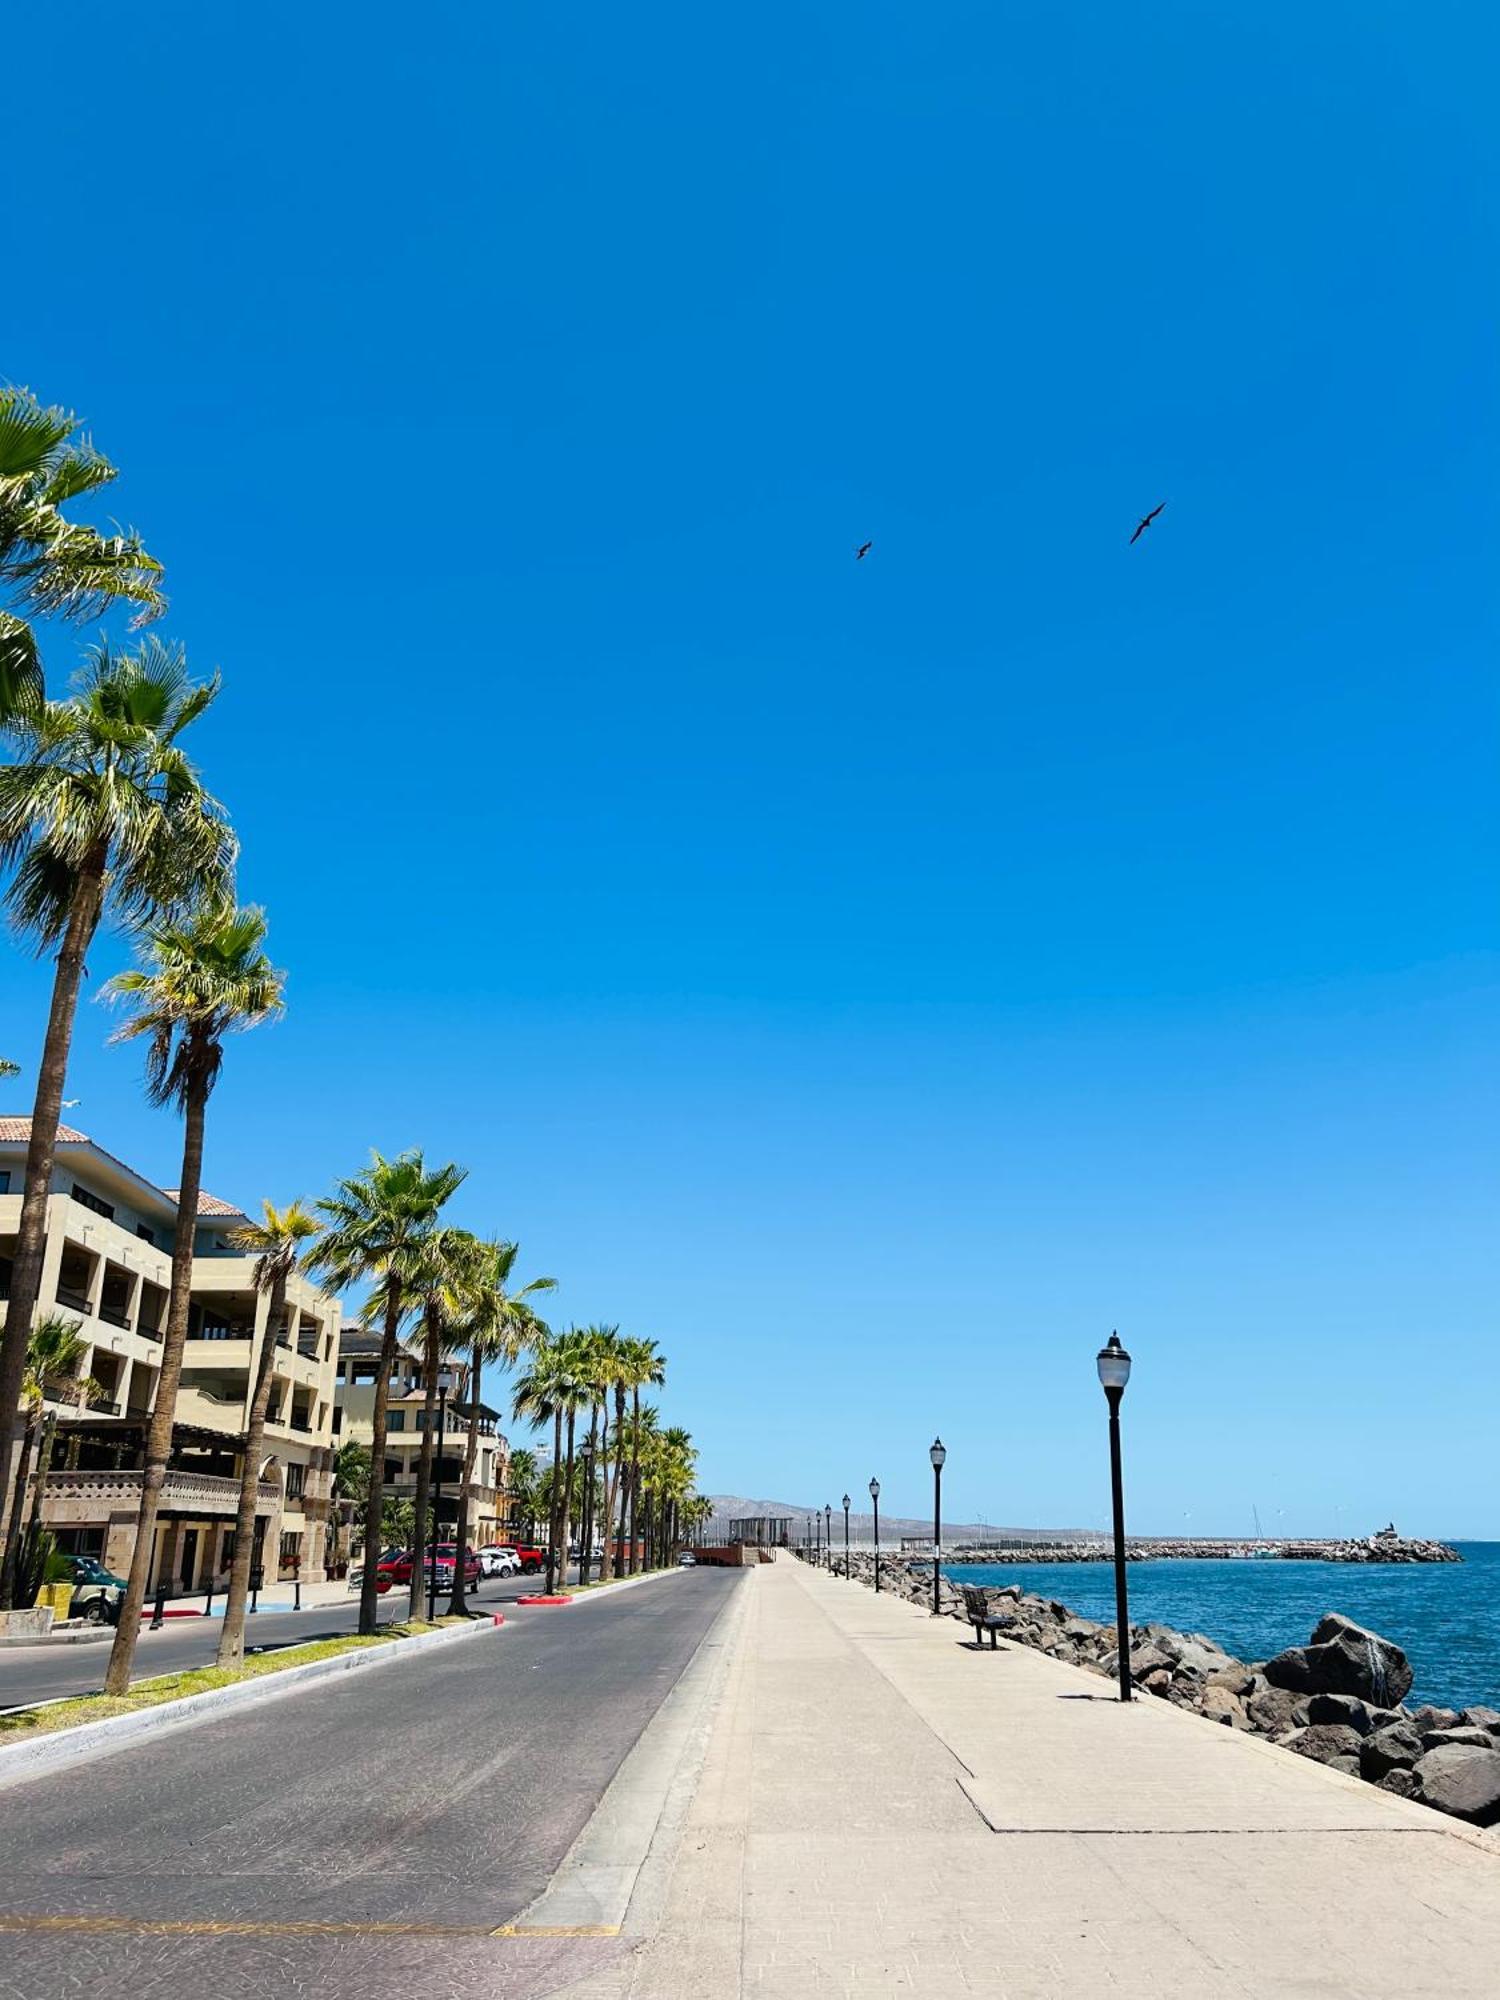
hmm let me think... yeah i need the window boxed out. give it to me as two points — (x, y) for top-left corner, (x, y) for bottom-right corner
(135, 1223), (156, 1246)
(0, 1171), (10, 1195)
(285, 1463), (306, 1500)
(71, 1183), (115, 1220)
(331, 1406), (343, 1436)
(387, 1410), (405, 1431)
(278, 1531), (302, 1570)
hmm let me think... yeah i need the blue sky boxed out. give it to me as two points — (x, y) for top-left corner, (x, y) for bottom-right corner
(4, 3), (1496, 1534)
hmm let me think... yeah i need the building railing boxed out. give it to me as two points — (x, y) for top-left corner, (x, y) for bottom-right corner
(55, 1284), (92, 1314)
(98, 1304), (132, 1330)
(43, 1469), (281, 1515)
(86, 1393), (121, 1415)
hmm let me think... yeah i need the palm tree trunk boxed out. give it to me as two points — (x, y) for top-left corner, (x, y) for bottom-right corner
(579, 1403), (600, 1585)
(408, 1310), (441, 1619)
(216, 1269), (288, 1669)
(353, 1287), (403, 1634)
(561, 1409), (577, 1588)
(545, 1408), (564, 1594)
(0, 1409), (40, 1604)
(24, 1411), (57, 1547)
(607, 1386), (626, 1579)
(447, 1336), (483, 1616)
(0, 858), (105, 1605)
(105, 1070), (207, 1694)
(627, 1391), (641, 1575)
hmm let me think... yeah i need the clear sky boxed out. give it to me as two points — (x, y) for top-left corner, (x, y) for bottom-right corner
(4, 4), (1496, 1536)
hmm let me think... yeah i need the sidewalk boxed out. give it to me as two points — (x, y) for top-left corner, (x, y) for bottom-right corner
(567, 1554), (1500, 1998)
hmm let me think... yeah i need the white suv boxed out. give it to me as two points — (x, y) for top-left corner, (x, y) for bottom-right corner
(478, 1545), (521, 1578)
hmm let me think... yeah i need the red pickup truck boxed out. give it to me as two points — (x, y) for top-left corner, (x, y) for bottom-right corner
(376, 1544), (480, 1589)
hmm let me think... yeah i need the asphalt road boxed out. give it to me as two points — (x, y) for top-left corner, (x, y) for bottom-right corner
(0, 1564), (745, 1999)
(0, 1567), (582, 1709)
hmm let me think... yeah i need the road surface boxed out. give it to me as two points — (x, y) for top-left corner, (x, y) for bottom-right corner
(0, 1565), (744, 1998)
(0, 1567), (584, 1709)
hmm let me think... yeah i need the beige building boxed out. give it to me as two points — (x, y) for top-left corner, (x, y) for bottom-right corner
(0, 1120), (339, 1593)
(335, 1327), (511, 1553)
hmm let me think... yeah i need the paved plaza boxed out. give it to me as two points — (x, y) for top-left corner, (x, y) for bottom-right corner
(567, 1556), (1500, 1999)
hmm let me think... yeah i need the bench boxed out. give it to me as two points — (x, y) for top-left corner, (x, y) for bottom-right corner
(961, 1584), (1012, 1650)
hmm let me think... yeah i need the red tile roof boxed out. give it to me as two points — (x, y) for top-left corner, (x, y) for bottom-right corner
(0, 1117), (88, 1144)
(164, 1188), (248, 1219)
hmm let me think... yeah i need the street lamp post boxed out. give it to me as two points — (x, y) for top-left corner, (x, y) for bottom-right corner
(929, 1437), (946, 1615)
(578, 1438), (595, 1586)
(842, 1493), (850, 1576)
(824, 1503), (832, 1568)
(869, 1477), (881, 1593)
(1096, 1332), (1133, 1702)
(815, 1509), (822, 1566)
(427, 1367), (454, 1622)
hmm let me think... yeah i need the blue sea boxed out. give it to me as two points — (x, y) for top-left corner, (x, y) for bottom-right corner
(944, 1543), (1500, 1712)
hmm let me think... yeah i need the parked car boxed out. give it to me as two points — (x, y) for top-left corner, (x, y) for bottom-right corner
(376, 1545), (480, 1587)
(62, 1553), (128, 1623)
(677, 1551), (697, 1567)
(477, 1545), (521, 1577)
(504, 1543), (545, 1574)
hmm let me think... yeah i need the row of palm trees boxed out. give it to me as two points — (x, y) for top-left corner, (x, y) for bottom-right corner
(0, 385), (709, 1692)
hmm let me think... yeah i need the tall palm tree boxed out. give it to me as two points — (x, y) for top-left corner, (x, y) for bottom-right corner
(404, 1227), (483, 1619)
(216, 1200), (320, 1669)
(512, 1334), (585, 1595)
(505, 1447), (540, 1541)
(0, 638), (232, 1595)
(0, 1313), (95, 1599)
(446, 1241), (554, 1615)
(102, 902), (283, 1694)
(572, 1325), (618, 1586)
(0, 384), (165, 718)
(618, 1338), (665, 1574)
(306, 1150), (465, 1634)
(659, 1426), (698, 1562)
(594, 1331), (630, 1579)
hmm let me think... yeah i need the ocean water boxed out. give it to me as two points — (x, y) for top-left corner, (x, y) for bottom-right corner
(944, 1542), (1500, 1712)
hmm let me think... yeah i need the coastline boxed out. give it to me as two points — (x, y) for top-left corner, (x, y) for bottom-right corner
(937, 1533), (1461, 1564)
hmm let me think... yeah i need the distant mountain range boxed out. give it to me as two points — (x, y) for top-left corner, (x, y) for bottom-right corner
(703, 1493), (1101, 1545)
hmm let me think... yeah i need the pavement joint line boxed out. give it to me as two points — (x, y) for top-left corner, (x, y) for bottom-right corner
(0, 1914), (619, 1940)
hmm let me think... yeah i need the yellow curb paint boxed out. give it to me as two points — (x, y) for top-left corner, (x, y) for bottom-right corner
(0, 1913), (619, 1941)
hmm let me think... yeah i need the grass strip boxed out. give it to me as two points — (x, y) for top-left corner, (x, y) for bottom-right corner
(0, 1617), (465, 1741)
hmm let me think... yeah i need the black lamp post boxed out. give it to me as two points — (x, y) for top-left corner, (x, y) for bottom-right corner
(824, 1504), (832, 1568)
(578, 1438), (595, 1586)
(869, 1476), (881, 1593)
(929, 1437), (946, 1615)
(842, 1493), (850, 1576)
(815, 1508), (822, 1566)
(1097, 1332), (1133, 1702)
(427, 1366), (454, 1622)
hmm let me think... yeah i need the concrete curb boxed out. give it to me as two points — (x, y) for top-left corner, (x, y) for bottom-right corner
(0, 1616), (498, 1793)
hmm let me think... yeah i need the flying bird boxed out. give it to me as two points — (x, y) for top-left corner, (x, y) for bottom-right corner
(61, 1098), (81, 1108)
(1129, 502), (1165, 545)
(855, 541), (872, 561)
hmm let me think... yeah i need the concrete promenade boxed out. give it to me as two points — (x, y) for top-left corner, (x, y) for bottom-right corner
(570, 1554), (1500, 1999)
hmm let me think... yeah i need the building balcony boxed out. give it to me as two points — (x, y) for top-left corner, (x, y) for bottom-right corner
(43, 1468), (280, 1521)
(98, 1303), (132, 1331)
(55, 1284), (92, 1315)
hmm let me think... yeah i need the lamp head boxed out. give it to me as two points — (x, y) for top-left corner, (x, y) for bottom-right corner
(1096, 1332), (1132, 1395)
(436, 1365), (456, 1393)
(929, 1436), (947, 1471)
(868, 1476), (880, 1501)
(842, 1493), (850, 1510)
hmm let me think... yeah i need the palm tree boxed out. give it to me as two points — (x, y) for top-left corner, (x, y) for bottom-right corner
(594, 1331), (630, 1579)
(404, 1227), (482, 1619)
(306, 1150), (466, 1634)
(512, 1333), (586, 1595)
(102, 901), (283, 1694)
(505, 1447), (540, 1541)
(618, 1338), (665, 1574)
(446, 1241), (554, 1615)
(0, 1059), (17, 1080)
(215, 1200), (319, 1670)
(659, 1426), (698, 1562)
(572, 1325), (619, 1586)
(0, 1313), (95, 1599)
(329, 1438), (371, 1572)
(0, 384), (165, 718)
(0, 639), (232, 1594)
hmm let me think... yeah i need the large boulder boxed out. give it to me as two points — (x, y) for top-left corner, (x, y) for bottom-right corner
(1262, 1615), (1413, 1707)
(1378, 1767), (1420, 1799)
(1246, 1683), (1310, 1738)
(1282, 1723), (1364, 1773)
(1200, 1685), (1249, 1729)
(1461, 1706), (1500, 1734)
(1407, 1704), (1460, 1736)
(1421, 1726), (1496, 1752)
(1360, 1723), (1424, 1780)
(1306, 1693), (1376, 1735)
(1413, 1745), (1500, 1826)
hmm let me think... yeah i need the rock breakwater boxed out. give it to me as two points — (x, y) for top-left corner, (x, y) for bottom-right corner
(825, 1551), (1500, 1830)
(938, 1533), (1460, 1564)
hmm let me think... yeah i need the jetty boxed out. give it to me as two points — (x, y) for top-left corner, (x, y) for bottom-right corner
(936, 1530), (1461, 1563)
(573, 1554), (1500, 1998)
